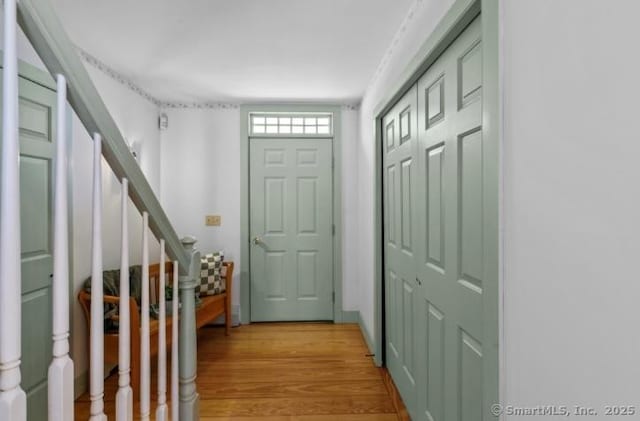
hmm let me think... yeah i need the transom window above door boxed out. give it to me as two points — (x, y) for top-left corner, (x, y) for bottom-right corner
(250, 113), (333, 136)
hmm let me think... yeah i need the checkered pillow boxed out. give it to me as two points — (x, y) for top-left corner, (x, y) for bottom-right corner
(199, 251), (225, 296)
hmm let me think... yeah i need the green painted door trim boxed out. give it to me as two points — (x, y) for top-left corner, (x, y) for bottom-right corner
(371, 0), (501, 416)
(239, 104), (344, 325)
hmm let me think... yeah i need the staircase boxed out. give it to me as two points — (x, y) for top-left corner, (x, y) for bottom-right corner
(0, 0), (201, 419)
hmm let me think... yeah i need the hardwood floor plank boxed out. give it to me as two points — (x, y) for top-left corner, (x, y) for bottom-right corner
(201, 415), (399, 421)
(199, 396), (396, 417)
(198, 379), (389, 399)
(197, 365), (382, 383)
(74, 323), (398, 419)
(200, 414), (398, 421)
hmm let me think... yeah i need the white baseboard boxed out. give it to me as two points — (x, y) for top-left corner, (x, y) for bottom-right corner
(341, 310), (359, 323)
(232, 305), (240, 325)
(357, 311), (376, 355)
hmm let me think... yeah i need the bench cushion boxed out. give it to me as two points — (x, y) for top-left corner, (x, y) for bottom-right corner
(199, 251), (225, 296)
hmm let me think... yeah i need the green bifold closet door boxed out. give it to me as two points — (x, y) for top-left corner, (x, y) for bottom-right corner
(383, 17), (497, 421)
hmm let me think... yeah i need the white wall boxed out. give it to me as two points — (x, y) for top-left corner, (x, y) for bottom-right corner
(6, 22), (162, 387)
(160, 107), (361, 313)
(340, 108), (360, 311)
(160, 108), (242, 307)
(502, 0), (640, 416)
(357, 0), (455, 340)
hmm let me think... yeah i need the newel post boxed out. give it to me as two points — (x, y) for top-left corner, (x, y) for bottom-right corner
(179, 236), (200, 420)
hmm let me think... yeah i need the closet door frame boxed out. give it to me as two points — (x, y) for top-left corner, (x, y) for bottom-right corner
(372, 0), (501, 416)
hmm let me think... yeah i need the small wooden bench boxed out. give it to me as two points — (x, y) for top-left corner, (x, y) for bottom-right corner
(78, 260), (234, 394)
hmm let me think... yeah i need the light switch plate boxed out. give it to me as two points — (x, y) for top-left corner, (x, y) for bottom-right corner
(205, 215), (221, 226)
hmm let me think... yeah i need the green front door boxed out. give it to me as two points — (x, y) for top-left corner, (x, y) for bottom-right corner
(383, 16), (497, 420)
(1, 71), (57, 420)
(249, 138), (334, 321)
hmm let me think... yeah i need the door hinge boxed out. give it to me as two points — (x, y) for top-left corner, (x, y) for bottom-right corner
(332, 291), (335, 303)
(332, 156), (335, 169)
(332, 224), (335, 236)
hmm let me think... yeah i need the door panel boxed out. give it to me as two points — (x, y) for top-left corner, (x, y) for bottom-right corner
(401, 279), (415, 384)
(297, 250), (318, 299)
(265, 177), (285, 234)
(425, 143), (445, 270)
(400, 158), (413, 253)
(250, 138), (333, 321)
(425, 301), (445, 421)
(1, 71), (57, 420)
(382, 85), (419, 413)
(384, 16), (495, 421)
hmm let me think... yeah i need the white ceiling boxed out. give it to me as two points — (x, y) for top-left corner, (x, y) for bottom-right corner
(51, 0), (414, 104)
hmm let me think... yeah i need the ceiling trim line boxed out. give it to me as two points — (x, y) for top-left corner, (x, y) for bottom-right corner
(77, 47), (240, 109)
(364, 0), (422, 92)
(77, 47), (361, 111)
(76, 47), (163, 107)
(158, 101), (239, 110)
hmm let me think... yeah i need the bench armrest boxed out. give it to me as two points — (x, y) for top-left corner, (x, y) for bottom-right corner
(78, 290), (141, 332)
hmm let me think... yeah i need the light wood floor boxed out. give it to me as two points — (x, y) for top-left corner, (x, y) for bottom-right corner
(75, 322), (400, 420)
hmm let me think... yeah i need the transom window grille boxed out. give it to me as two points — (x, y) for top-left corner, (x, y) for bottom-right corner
(250, 113), (333, 136)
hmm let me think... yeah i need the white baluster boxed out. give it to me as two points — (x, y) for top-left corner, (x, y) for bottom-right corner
(140, 212), (150, 421)
(156, 240), (168, 421)
(48, 74), (74, 421)
(0, 0), (26, 418)
(171, 261), (179, 421)
(89, 133), (107, 421)
(116, 178), (132, 421)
